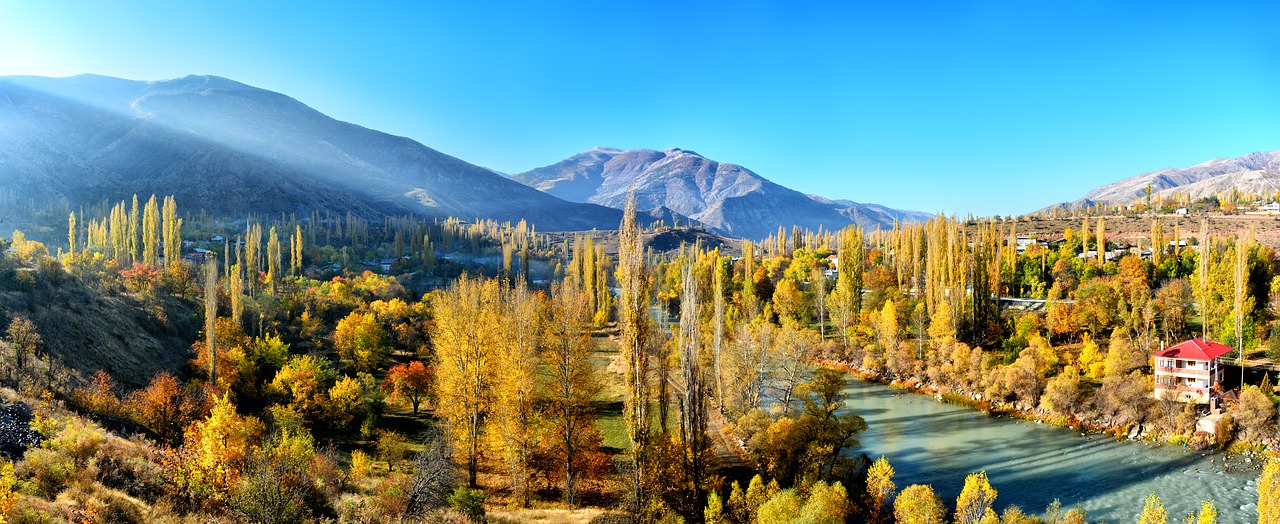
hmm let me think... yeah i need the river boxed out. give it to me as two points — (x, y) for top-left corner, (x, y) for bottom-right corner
(838, 378), (1261, 523)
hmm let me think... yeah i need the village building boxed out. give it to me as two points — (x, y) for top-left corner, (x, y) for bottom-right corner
(1153, 338), (1233, 403)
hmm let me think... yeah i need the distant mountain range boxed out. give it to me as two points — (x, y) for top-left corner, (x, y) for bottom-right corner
(0, 74), (620, 231)
(1051, 150), (1280, 210)
(512, 147), (931, 239)
(0, 74), (927, 239)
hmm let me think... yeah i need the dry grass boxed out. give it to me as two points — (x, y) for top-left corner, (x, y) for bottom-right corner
(488, 507), (616, 524)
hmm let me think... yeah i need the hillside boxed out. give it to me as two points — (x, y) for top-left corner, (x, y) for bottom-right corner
(0, 74), (622, 231)
(1053, 149), (1280, 209)
(512, 147), (930, 239)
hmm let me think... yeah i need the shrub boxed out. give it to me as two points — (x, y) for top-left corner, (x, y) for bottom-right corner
(19, 448), (74, 498)
(447, 487), (486, 522)
(349, 450), (371, 480)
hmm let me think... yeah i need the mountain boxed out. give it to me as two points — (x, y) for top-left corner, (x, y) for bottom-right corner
(1054, 150), (1280, 209)
(0, 74), (621, 230)
(511, 147), (930, 239)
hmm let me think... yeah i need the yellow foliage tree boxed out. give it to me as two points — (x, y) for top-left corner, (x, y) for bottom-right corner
(1136, 492), (1167, 524)
(1260, 458), (1280, 524)
(866, 455), (896, 522)
(954, 471), (997, 524)
(0, 459), (15, 522)
(432, 274), (501, 488)
(895, 484), (945, 524)
(333, 311), (387, 373)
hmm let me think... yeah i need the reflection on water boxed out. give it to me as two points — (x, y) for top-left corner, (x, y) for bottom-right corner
(839, 379), (1259, 523)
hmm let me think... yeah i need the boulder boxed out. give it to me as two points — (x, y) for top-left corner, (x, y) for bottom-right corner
(0, 401), (42, 459)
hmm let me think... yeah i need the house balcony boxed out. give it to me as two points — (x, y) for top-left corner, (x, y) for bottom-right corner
(1154, 366), (1210, 378)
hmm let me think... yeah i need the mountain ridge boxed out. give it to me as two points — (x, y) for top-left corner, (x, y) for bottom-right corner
(0, 73), (623, 231)
(1049, 149), (1280, 210)
(512, 146), (930, 239)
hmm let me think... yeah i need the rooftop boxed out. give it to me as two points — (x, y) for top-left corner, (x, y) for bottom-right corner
(1154, 338), (1235, 361)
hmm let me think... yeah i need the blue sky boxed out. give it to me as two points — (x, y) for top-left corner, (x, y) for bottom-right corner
(2, 1), (1278, 216)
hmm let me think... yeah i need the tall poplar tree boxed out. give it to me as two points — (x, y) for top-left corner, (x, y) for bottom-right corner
(142, 195), (160, 266)
(615, 192), (652, 513)
(162, 196), (181, 270)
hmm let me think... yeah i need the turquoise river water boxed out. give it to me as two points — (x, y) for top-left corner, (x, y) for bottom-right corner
(837, 378), (1261, 523)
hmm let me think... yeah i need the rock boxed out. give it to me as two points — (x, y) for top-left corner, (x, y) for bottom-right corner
(0, 402), (42, 459)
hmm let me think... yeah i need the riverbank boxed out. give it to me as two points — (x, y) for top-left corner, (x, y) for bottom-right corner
(816, 358), (1272, 467)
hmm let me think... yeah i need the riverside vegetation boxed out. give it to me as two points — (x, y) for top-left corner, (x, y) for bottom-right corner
(2, 194), (1280, 522)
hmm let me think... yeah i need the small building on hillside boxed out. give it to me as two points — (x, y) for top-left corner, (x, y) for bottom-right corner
(1153, 338), (1233, 403)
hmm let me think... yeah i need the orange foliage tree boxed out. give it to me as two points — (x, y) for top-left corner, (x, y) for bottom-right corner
(383, 361), (432, 414)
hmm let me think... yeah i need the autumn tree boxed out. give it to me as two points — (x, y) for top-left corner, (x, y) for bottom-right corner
(616, 192), (653, 509)
(1136, 493), (1167, 524)
(490, 280), (542, 505)
(432, 274), (500, 488)
(542, 281), (598, 506)
(895, 484), (945, 524)
(142, 195), (159, 266)
(333, 311), (388, 373)
(172, 393), (259, 506)
(384, 361), (432, 414)
(162, 195), (182, 271)
(677, 259), (712, 509)
(204, 257), (218, 384)
(866, 456), (896, 523)
(1260, 457), (1280, 523)
(267, 226), (281, 293)
(954, 471), (997, 524)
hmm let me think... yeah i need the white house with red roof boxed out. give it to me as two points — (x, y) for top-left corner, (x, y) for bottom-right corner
(1153, 338), (1234, 403)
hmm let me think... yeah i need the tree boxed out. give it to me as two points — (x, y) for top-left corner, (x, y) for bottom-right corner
(333, 311), (387, 373)
(895, 484), (945, 524)
(954, 471), (997, 524)
(6, 316), (41, 378)
(491, 280), (542, 506)
(383, 361), (432, 414)
(162, 195), (182, 271)
(542, 281), (598, 506)
(204, 258), (218, 384)
(0, 458), (16, 519)
(1233, 385), (1275, 442)
(1260, 457), (1280, 523)
(773, 278), (809, 325)
(67, 212), (76, 257)
(812, 268), (828, 339)
(266, 226), (281, 293)
(1136, 493), (1167, 524)
(866, 456), (896, 523)
(174, 394), (258, 505)
(432, 275), (500, 488)
(677, 259), (711, 510)
(615, 192), (652, 512)
(1191, 499), (1217, 524)
(142, 195), (159, 266)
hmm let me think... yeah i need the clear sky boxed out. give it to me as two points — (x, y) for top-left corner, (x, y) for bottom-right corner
(2, 1), (1278, 216)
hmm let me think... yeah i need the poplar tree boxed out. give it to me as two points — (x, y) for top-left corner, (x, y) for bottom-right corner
(204, 257), (218, 384)
(162, 196), (181, 270)
(267, 226), (280, 294)
(678, 259), (710, 507)
(129, 194), (140, 262)
(142, 195), (160, 266)
(615, 192), (652, 512)
(67, 212), (76, 257)
(1095, 217), (1105, 265)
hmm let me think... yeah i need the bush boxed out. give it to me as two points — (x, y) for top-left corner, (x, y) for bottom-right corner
(447, 487), (485, 522)
(93, 435), (165, 503)
(19, 448), (74, 498)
